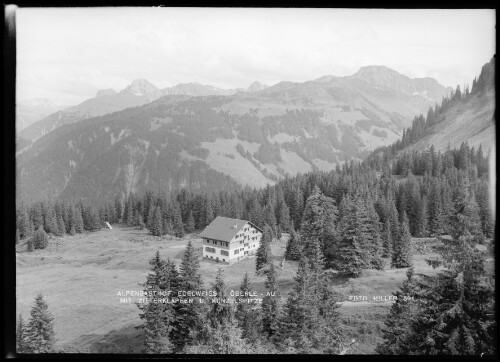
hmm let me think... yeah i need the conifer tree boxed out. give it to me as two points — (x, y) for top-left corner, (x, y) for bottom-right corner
(57, 215), (65, 236)
(33, 227), (49, 250)
(300, 185), (338, 264)
(204, 198), (215, 227)
(382, 219), (393, 258)
(115, 195), (123, 223)
(146, 202), (156, 229)
(163, 218), (174, 237)
(185, 210), (195, 233)
(277, 199), (291, 240)
(277, 255), (342, 353)
(376, 267), (420, 354)
(208, 269), (233, 328)
(235, 272), (261, 344)
(365, 197), (385, 269)
(284, 229), (301, 261)
(261, 263), (280, 338)
(150, 206), (163, 236)
(73, 206), (84, 233)
(17, 206), (31, 239)
(137, 251), (174, 353)
(171, 240), (205, 350)
(395, 188), (496, 355)
(16, 314), (26, 352)
(391, 212), (413, 268)
(332, 195), (370, 277)
(256, 225), (273, 273)
(428, 180), (446, 236)
(24, 294), (55, 353)
(32, 203), (44, 231)
(27, 236), (34, 252)
(44, 211), (58, 235)
(172, 205), (184, 238)
(263, 204), (278, 239)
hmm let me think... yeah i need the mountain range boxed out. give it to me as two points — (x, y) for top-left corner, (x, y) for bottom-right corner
(17, 64), (470, 203)
(17, 80), (269, 142)
(16, 98), (70, 131)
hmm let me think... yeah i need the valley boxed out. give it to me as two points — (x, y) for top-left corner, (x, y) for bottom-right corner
(16, 226), (479, 354)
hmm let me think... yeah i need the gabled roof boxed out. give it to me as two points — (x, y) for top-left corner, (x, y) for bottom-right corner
(199, 216), (263, 242)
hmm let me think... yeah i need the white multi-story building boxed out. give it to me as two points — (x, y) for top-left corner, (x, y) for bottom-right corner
(199, 216), (263, 264)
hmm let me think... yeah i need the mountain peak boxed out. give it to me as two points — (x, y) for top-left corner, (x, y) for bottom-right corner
(351, 65), (450, 100)
(96, 88), (117, 97)
(247, 81), (269, 92)
(120, 79), (159, 101)
(353, 65), (407, 81)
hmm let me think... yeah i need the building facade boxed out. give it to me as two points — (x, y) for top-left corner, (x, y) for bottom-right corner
(199, 216), (263, 264)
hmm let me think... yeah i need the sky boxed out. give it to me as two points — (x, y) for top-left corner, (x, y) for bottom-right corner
(15, 7), (496, 105)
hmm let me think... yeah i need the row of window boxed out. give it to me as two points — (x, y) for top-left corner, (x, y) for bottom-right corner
(205, 243), (257, 257)
(205, 239), (229, 247)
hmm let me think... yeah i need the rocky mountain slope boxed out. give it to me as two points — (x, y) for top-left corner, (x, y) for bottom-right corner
(404, 57), (495, 154)
(17, 80), (269, 142)
(17, 66), (452, 203)
(16, 98), (70, 131)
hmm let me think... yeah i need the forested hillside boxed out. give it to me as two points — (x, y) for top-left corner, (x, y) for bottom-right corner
(365, 57), (495, 166)
(17, 66), (451, 204)
(16, 142), (495, 354)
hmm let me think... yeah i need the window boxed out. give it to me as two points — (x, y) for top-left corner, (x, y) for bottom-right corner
(206, 247), (216, 253)
(221, 250), (229, 256)
(240, 248), (244, 251)
(234, 249), (239, 255)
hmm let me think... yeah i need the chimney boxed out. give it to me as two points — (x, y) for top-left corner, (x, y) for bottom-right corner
(233, 223), (238, 229)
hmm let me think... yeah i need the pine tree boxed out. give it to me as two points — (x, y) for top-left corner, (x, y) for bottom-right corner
(452, 176), (483, 242)
(137, 251), (175, 353)
(391, 212), (413, 268)
(277, 255), (342, 353)
(33, 227), (49, 250)
(16, 314), (27, 352)
(299, 185), (338, 265)
(17, 206), (31, 239)
(44, 211), (58, 235)
(57, 215), (66, 236)
(261, 262), (280, 338)
(172, 205), (184, 238)
(428, 180), (446, 236)
(284, 229), (301, 261)
(235, 272), (261, 344)
(376, 267), (420, 354)
(277, 199), (291, 240)
(24, 294), (55, 353)
(263, 204), (278, 239)
(208, 269), (233, 328)
(332, 195), (370, 277)
(171, 240), (205, 351)
(73, 206), (84, 233)
(115, 195), (123, 223)
(163, 218), (174, 237)
(32, 203), (44, 231)
(185, 210), (195, 233)
(382, 219), (393, 258)
(150, 206), (163, 236)
(397, 196), (496, 355)
(204, 198), (215, 227)
(27, 236), (34, 252)
(255, 225), (272, 273)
